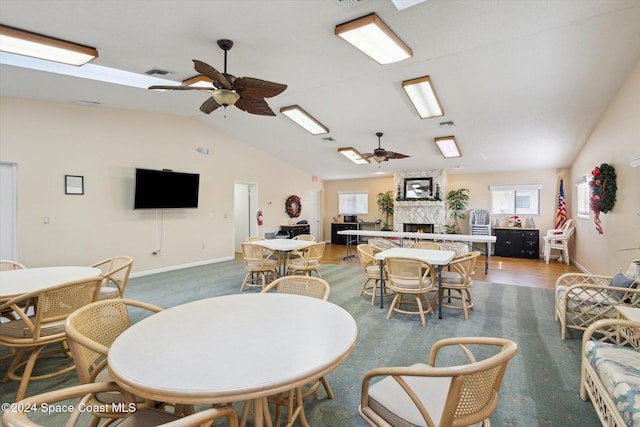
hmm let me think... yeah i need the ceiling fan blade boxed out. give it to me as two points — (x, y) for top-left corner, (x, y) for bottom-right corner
(193, 60), (231, 89)
(235, 97), (276, 116)
(386, 152), (410, 159)
(148, 85), (205, 91)
(199, 97), (220, 114)
(360, 153), (375, 159)
(234, 77), (287, 98)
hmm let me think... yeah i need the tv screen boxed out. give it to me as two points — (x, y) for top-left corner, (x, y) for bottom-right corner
(134, 168), (200, 209)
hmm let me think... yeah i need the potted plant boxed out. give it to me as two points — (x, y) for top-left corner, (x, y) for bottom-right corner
(445, 188), (469, 234)
(376, 191), (394, 231)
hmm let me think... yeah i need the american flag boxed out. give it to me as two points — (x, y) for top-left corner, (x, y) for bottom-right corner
(555, 179), (567, 229)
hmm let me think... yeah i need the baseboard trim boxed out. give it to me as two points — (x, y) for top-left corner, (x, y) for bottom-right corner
(130, 256), (235, 278)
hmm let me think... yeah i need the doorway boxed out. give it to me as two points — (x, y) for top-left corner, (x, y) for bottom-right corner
(233, 182), (258, 253)
(0, 163), (17, 260)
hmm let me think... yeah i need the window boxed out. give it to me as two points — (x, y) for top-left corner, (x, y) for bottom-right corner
(339, 192), (368, 215)
(490, 185), (541, 215)
(576, 176), (590, 219)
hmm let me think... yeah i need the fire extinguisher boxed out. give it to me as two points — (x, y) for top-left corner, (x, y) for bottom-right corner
(257, 210), (263, 226)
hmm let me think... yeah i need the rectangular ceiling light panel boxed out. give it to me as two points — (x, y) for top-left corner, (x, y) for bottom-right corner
(338, 147), (370, 164)
(335, 13), (412, 65)
(434, 136), (461, 158)
(402, 76), (444, 119)
(280, 105), (329, 135)
(0, 25), (98, 66)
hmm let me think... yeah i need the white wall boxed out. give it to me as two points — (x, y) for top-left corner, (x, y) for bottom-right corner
(569, 58), (640, 274)
(0, 97), (323, 273)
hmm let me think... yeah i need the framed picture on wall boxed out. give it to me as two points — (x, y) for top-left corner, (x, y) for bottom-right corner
(65, 175), (84, 195)
(404, 177), (432, 199)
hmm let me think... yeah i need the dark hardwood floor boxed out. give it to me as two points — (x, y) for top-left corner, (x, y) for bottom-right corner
(321, 243), (581, 289)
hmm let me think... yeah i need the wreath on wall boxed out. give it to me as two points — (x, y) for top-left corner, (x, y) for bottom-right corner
(590, 163), (617, 235)
(285, 195), (302, 218)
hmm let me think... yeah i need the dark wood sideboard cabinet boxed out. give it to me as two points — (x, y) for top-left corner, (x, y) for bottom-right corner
(279, 224), (310, 239)
(493, 228), (539, 259)
(331, 223), (358, 245)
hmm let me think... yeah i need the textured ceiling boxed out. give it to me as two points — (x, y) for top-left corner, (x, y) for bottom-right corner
(1, 0), (639, 180)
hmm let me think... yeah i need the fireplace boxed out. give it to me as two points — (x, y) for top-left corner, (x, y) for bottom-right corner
(403, 223), (434, 233)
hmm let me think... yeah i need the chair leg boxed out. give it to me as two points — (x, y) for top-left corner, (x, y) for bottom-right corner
(386, 294), (401, 320)
(240, 272), (252, 291)
(415, 295), (426, 327)
(544, 243), (551, 264)
(320, 375), (334, 399)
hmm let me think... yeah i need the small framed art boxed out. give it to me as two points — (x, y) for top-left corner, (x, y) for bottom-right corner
(65, 175), (84, 195)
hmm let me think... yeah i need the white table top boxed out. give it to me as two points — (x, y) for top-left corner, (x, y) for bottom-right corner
(338, 229), (496, 243)
(0, 266), (102, 299)
(375, 247), (456, 266)
(615, 305), (640, 322)
(247, 239), (315, 252)
(108, 293), (358, 404)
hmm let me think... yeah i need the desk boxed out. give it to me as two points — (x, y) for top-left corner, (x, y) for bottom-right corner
(375, 247), (455, 319)
(108, 293), (358, 427)
(338, 229), (495, 274)
(0, 266), (102, 300)
(247, 239), (315, 276)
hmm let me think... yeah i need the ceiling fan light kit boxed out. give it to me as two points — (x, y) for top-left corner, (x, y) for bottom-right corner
(402, 76), (444, 119)
(434, 136), (461, 158)
(338, 147), (370, 164)
(335, 13), (412, 65)
(280, 105), (329, 135)
(0, 24), (98, 66)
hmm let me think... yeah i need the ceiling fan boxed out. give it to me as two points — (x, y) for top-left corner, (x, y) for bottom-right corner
(148, 39), (287, 116)
(361, 132), (410, 163)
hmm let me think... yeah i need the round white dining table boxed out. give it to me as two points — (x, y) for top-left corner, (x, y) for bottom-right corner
(0, 266), (102, 300)
(108, 293), (358, 427)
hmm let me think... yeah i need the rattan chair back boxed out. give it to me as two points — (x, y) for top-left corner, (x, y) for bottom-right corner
(408, 242), (442, 250)
(359, 337), (519, 427)
(292, 234), (316, 241)
(91, 256), (133, 299)
(261, 276), (330, 300)
(0, 260), (27, 271)
(0, 277), (103, 401)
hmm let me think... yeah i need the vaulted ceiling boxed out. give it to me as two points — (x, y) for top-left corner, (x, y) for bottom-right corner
(2, 0), (639, 180)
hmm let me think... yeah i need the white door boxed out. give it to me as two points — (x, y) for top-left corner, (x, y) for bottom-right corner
(0, 163), (17, 260)
(234, 182), (258, 253)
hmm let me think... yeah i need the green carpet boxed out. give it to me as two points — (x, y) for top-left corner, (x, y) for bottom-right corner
(0, 261), (600, 426)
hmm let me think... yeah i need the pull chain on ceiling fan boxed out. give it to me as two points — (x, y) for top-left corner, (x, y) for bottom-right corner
(148, 39), (287, 116)
(361, 132), (410, 164)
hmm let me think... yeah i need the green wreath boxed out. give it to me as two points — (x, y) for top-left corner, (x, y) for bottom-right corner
(285, 195), (302, 218)
(589, 163), (616, 234)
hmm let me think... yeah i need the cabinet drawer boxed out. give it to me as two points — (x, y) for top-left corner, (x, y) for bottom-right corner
(523, 230), (538, 239)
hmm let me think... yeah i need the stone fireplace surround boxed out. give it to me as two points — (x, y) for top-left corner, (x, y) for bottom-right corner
(394, 170), (446, 233)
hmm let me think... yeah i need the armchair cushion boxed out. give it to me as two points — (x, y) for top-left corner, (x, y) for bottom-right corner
(609, 273), (636, 299)
(585, 341), (640, 426)
(367, 363), (455, 427)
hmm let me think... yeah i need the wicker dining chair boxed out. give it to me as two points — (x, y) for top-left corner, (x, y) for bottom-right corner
(65, 298), (164, 426)
(90, 256), (133, 300)
(2, 381), (238, 427)
(408, 241), (443, 250)
(357, 244), (392, 305)
(384, 257), (437, 327)
(246, 236), (266, 241)
(0, 260), (27, 271)
(435, 251), (481, 320)
(0, 277), (103, 401)
(240, 242), (282, 291)
(359, 337), (519, 427)
(286, 241), (325, 277)
(259, 275), (333, 426)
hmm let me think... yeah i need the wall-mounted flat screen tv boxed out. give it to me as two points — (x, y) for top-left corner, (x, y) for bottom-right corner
(134, 168), (200, 209)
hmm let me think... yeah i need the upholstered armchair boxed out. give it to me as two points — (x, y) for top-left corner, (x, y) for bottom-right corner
(554, 259), (640, 339)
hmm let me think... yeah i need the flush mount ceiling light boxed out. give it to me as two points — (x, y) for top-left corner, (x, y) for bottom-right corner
(0, 25), (98, 66)
(434, 136), (461, 158)
(402, 76), (444, 119)
(338, 147), (370, 164)
(280, 105), (329, 135)
(335, 13), (412, 65)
